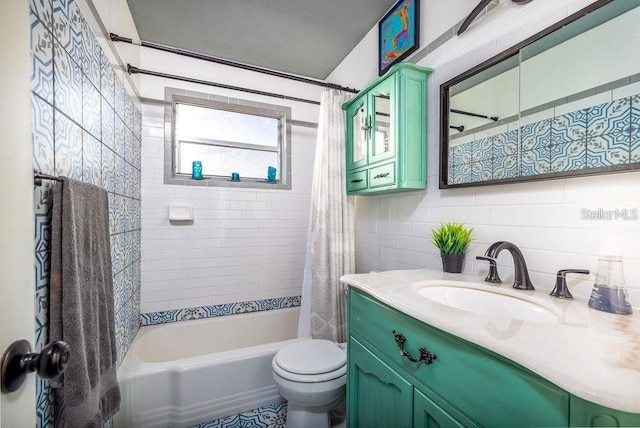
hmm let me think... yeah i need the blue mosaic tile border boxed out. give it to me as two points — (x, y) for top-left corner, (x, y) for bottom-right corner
(449, 92), (640, 185)
(190, 402), (287, 428)
(140, 296), (302, 326)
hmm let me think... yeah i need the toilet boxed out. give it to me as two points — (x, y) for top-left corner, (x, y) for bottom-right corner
(272, 339), (347, 428)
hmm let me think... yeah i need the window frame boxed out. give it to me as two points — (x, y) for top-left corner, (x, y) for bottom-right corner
(164, 88), (292, 189)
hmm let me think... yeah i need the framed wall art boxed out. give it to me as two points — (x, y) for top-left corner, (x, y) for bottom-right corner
(379, 0), (420, 75)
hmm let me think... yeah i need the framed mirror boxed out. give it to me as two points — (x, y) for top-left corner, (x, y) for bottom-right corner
(440, 0), (640, 188)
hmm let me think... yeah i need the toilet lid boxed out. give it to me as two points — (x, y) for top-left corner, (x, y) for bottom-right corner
(274, 339), (346, 375)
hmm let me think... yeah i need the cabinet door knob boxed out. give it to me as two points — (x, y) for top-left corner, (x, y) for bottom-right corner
(393, 330), (437, 365)
(1, 340), (70, 394)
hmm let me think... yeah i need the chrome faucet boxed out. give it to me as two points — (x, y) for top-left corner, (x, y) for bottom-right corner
(476, 241), (534, 290)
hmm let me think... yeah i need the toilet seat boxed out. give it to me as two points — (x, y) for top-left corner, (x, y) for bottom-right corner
(273, 339), (346, 383)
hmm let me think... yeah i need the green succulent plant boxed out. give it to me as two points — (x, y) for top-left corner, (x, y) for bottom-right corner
(431, 222), (474, 255)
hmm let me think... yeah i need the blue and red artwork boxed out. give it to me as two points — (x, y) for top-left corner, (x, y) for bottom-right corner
(379, 0), (419, 75)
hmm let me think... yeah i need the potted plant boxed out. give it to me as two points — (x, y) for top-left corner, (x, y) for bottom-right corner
(431, 222), (473, 273)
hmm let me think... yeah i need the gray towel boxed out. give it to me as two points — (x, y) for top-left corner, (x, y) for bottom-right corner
(49, 177), (121, 427)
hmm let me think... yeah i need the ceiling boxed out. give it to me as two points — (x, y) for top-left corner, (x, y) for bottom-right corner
(126, 0), (399, 80)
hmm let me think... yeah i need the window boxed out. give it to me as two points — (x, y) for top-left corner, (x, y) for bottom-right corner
(165, 88), (292, 189)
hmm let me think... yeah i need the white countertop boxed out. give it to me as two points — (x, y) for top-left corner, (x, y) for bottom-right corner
(341, 268), (640, 414)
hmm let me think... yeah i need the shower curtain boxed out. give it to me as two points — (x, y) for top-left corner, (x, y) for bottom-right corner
(298, 88), (355, 343)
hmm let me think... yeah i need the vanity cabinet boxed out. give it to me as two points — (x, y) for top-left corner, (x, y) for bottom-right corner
(350, 337), (474, 428)
(349, 337), (413, 427)
(414, 387), (469, 428)
(348, 288), (568, 427)
(343, 63), (432, 195)
(569, 396), (640, 427)
(348, 288), (640, 427)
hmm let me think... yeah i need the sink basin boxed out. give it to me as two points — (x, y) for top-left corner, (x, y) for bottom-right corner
(417, 285), (557, 321)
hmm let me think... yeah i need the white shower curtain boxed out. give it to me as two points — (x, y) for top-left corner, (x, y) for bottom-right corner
(298, 89), (355, 343)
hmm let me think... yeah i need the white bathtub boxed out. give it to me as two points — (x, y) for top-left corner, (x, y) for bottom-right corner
(114, 307), (303, 428)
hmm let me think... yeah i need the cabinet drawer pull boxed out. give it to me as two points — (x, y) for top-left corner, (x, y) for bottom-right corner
(393, 330), (437, 365)
(374, 172), (390, 179)
(350, 178), (363, 183)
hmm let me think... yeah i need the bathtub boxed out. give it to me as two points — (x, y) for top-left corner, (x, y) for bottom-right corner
(114, 307), (303, 428)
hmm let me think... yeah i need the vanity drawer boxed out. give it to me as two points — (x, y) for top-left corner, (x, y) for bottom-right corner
(348, 289), (569, 428)
(346, 170), (368, 192)
(368, 162), (395, 188)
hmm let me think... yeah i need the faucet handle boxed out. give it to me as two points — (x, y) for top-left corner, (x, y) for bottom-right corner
(476, 256), (502, 283)
(550, 269), (590, 299)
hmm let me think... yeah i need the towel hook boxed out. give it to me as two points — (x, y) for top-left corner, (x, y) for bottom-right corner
(1, 340), (70, 394)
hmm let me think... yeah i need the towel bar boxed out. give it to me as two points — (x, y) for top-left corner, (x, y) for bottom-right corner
(34, 170), (63, 186)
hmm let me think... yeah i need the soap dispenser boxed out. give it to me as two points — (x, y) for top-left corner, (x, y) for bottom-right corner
(588, 256), (632, 315)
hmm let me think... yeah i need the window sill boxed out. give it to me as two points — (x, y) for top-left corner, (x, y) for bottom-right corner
(164, 175), (292, 190)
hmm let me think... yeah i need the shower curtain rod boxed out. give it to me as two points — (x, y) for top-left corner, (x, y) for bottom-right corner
(110, 33), (359, 94)
(450, 108), (499, 122)
(127, 65), (322, 105)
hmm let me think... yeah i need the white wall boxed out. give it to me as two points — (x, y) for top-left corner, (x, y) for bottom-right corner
(329, 0), (480, 90)
(328, 0), (640, 304)
(520, 6), (640, 110)
(138, 49), (320, 313)
(450, 66), (519, 135)
(0, 0), (35, 424)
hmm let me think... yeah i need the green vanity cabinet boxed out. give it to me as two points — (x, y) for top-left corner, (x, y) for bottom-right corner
(348, 288), (568, 427)
(349, 336), (474, 428)
(570, 396), (640, 427)
(349, 337), (413, 427)
(414, 388), (470, 428)
(349, 287), (640, 427)
(343, 63), (432, 195)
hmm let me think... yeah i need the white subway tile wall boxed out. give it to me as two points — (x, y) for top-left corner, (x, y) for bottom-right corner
(140, 104), (316, 313)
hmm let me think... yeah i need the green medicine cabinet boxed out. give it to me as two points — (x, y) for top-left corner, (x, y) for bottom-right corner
(347, 288), (640, 427)
(342, 63), (432, 195)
